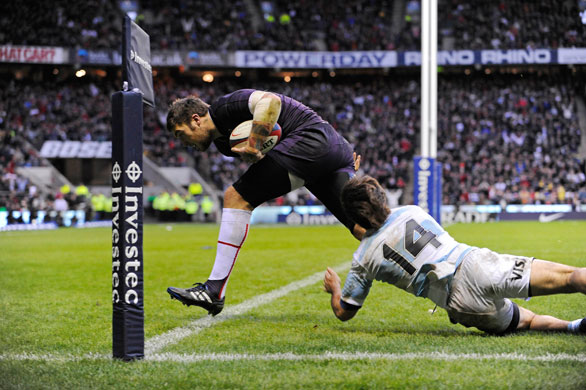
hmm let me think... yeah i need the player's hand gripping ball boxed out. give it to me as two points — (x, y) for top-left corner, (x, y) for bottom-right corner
(229, 120), (282, 154)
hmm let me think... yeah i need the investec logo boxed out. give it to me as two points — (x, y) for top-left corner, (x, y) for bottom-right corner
(417, 158), (431, 213)
(112, 161), (143, 304)
(285, 212), (339, 225)
(130, 49), (152, 73)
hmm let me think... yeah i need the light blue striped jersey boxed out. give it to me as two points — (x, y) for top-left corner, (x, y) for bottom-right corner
(341, 205), (473, 309)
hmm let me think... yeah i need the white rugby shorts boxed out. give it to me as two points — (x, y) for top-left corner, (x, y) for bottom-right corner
(446, 248), (533, 334)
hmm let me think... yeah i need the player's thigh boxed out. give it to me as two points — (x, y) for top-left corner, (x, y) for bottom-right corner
(305, 171), (354, 231)
(530, 259), (577, 296)
(232, 154), (293, 208)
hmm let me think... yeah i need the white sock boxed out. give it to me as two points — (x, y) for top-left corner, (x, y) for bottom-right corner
(567, 318), (582, 333)
(208, 208), (251, 298)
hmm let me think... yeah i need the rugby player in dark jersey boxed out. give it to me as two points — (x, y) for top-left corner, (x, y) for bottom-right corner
(165, 89), (365, 315)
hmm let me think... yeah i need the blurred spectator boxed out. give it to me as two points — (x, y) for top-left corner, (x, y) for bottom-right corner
(1, 0), (584, 51)
(53, 193), (68, 212)
(437, 0), (585, 50)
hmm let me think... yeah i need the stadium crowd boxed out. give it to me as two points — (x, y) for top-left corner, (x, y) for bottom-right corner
(438, 0), (586, 50)
(437, 74), (585, 206)
(1, 0), (586, 223)
(0, 128), (46, 222)
(152, 73), (586, 208)
(1, 0), (584, 51)
(1, 70), (585, 213)
(250, 0), (401, 51)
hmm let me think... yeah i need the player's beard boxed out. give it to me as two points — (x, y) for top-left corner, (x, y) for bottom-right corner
(189, 122), (213, 151)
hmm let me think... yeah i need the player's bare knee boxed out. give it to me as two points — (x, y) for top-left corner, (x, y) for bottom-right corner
(516, 306), (535, 330)
(224, 186), (254, 211)
(569, 268), (586, 294)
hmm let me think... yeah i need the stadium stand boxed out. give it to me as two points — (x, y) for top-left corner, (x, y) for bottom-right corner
(438, 0), (586, 50)
(1, 0), (584, 50)
(2, 71), (584, 209)
(1, 0), (586, 225)
(437, 73), (585, 206)
(0, 0), (122, 50)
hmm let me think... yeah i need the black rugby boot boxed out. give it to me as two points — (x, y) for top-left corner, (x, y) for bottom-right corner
(167, 283), (224, 316)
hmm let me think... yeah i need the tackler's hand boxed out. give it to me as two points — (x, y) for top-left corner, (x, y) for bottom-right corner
(353, 152), (361, 171)
(323, 267), (342, 295)
(231, 144), (265, 164)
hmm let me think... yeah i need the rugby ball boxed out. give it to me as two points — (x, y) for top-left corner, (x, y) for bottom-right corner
(229, 120), (282, 154)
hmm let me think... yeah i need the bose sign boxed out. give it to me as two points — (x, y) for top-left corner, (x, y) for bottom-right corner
(40, 141), (112, 158)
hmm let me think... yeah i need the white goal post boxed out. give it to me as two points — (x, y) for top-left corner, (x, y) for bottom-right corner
(421, 0), (437, 158)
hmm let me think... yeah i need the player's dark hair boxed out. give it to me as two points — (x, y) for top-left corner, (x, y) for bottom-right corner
(341, 175), (390, 232)
(166, 96), (210, 132)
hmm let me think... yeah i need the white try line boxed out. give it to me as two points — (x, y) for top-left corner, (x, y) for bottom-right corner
(144, 262), (351, 355)
(147, 351), (586, 363)
(2, 351), (585, 363)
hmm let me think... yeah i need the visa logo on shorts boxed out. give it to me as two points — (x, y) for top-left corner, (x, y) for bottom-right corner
(510, 259), (526, 280)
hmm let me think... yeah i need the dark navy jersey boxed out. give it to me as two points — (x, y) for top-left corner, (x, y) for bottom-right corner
(208, 89), (327, 157)
(208, 88), (354, 183)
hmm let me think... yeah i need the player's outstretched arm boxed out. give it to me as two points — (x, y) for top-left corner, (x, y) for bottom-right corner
(324, 267), (357, 321)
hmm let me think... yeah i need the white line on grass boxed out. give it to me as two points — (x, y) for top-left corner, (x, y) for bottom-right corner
(2, 352), (585, 363)
(147, 351), (586, 363)
(144, 262), (351, 355)
(4, 263), (585, 365)
(0, 352), (109, 362)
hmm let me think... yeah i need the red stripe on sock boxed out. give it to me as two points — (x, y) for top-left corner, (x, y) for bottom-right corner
(220, 224), (249, 298)
(218, 240), (240, 249)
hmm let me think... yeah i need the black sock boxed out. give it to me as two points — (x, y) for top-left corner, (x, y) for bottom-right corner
(205, 279), (225, 295)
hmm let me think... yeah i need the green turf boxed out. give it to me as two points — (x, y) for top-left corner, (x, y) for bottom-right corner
(1, 221), (585, 389)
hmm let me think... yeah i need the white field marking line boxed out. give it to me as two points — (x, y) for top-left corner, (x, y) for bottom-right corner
(147, 351), (586, 363)
(144, 262), (351, 355)
(1, 352), (585, 363)
(0, 352), (109, 362)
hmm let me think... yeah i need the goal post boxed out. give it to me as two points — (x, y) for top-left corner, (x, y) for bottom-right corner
(415, 0), (442, 224)
(111, 15), (154, 361)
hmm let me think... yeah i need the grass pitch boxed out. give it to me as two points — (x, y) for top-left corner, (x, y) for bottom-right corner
(1, 221), (585, 389)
